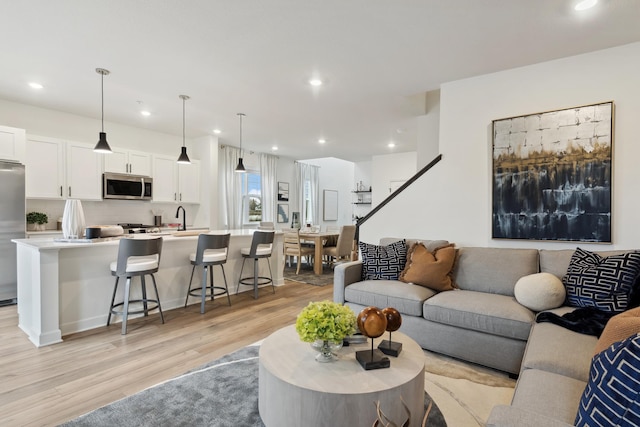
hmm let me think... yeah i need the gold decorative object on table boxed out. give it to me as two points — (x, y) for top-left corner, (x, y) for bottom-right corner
(378, 307), (403, 357)
(356, 306), (390, 370)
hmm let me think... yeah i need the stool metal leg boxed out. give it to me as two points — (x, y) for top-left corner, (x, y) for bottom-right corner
(267, 259), (275, 294)
(236, 258), (247, 294)
(150, 273), (164, 324)
(254, 258), (259, 299)
(220, 265), (231, 306)
(141, 275), (148, 316)
(122, 277), (132, 335)
(107, 277), (119, 326)
(185, 265), (197, 307)
(201, 265), (207, 314)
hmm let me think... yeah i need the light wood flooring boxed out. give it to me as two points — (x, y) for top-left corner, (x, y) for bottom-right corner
(0, 281), (332, 426)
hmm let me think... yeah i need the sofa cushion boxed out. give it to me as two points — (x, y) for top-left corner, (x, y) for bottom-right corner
(522, 321), (597, 382)
(575, 333), (640, 427)
(512, 369), (587, 425)
(379, 238), (449, 252)
(344, 280), (436, 317)
(399, 243), (456, 291)
(423, 290), (534, 340)
(563, 247), (640, 314)
(540, 249), (634, 280)
(594, 306), (640, 355)
(359, 239), (407, 280)
(452, 247), (539, 296)
(514, 272), (566, 312)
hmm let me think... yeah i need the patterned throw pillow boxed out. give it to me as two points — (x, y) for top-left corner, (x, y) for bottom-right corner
(575, 333), (640, 426)
(563, 248), (640, 314)
(359, 239), (407, 280)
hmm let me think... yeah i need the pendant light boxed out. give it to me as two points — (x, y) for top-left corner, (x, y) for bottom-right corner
(235, 113), (246, 173)
(94, 68), (112, 153)
(177, 95), (191, 164)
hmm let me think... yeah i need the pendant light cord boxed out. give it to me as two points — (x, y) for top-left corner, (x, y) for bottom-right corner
(238, 113), (245, 154)
(101, 72), (104, 132)
(182, 96), (186, 147)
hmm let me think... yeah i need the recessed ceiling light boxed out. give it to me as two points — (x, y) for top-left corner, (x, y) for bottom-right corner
(271, 146), (278, 151)
(140, 110), (151, 117)
(309, 78), (323, 87)
(388, 142), (396, 148)
(318, 139), (326, 144)
(28, 82), (43, 89)
(574, 0), (597, 11)
(213, 129), (221, 134)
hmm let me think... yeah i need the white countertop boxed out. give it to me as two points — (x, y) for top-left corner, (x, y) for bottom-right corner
(12, 228), (279, 250)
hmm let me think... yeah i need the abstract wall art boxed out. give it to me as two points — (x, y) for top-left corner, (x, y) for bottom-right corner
(492, 101), (613, 242)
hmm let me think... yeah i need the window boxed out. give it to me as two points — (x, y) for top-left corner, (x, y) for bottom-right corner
(303, 180), (313, 225)
(242, 171), (262, 224)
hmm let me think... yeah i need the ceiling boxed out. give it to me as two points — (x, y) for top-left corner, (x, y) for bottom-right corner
(2, 1), (640, 162)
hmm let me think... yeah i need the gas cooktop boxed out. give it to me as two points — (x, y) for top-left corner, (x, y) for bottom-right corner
(117, 223), (158, 233)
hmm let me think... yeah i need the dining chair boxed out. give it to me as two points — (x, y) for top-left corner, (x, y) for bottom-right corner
(283, 229), (315, 274)
(322, 225), (356, 267)
(258, 221), (275, 230)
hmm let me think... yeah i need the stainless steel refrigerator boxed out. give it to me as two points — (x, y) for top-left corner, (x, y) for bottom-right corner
(0, 160), (25, 306)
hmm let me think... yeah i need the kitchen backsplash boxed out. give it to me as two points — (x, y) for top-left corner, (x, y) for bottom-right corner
(27, 199), (200, 229)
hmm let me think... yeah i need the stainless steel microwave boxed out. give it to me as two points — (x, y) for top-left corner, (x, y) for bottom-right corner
(103, 173), (153, 200)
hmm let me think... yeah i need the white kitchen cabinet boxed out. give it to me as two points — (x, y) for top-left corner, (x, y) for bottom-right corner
(0, 125), (26, 163)
(178, 160), (200, 203)
(26, 136), (102, 200)
(26, 135), (66, 199)
(152, 154), (178, 202)
(104, 148), (151, 176)
(66, 141), (103, 200)
(152, 155), (200, 204)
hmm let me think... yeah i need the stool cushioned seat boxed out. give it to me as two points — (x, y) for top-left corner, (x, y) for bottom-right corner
(110, 257), (158, 273)
(189, 250), (226, 263)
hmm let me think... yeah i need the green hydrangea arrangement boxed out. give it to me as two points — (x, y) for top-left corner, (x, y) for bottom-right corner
(295, 300), (356, 343)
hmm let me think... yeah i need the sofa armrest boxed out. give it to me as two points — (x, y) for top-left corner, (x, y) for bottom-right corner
(333, 260), (363, 303)
(486, 405), (573, 427)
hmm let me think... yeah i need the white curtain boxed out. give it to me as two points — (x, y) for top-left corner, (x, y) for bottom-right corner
(294, 162), (320, 225)
(220, 146), (243, 229)
(259, 153), (278, 223)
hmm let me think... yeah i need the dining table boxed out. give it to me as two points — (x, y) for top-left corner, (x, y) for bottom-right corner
(297, 230), (340, 275)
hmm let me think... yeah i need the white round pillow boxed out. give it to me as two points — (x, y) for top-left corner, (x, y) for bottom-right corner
(514, 272), (566, 312)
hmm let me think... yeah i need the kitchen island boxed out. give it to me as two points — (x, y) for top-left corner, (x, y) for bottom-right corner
(12, 230), (284, 347)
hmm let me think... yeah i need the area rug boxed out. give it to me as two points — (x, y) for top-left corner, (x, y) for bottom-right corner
(62, 345), (447, 427)
(423, 349), (516, 426)
(283, 262), (334, 286)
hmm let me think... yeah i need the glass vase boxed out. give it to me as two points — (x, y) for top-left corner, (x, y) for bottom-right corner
(311, 339), (343, 362)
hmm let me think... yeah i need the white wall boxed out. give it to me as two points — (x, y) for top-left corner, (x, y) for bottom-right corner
(416, 90), (440, 168)
(301, 157), (355, 229)
(370, 151), (417, 206)
(362, 41), (640, 250)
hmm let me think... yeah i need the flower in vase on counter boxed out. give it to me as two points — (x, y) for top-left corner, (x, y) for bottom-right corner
(295, 300), (356, 343)
(26, 212), (48, 231)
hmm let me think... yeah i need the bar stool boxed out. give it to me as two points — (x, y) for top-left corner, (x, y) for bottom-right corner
(184, 233), (231, 314)
(236, 230), (275, 299)
(107, 237), (164, 335)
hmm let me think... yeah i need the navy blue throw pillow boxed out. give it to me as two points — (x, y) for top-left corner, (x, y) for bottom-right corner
(575, 333), (640, 426)
(563, 248), (640, 314)
(359, 239), (407, 280)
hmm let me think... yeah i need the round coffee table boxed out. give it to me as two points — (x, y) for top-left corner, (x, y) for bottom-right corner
(258, 325), (425, 427)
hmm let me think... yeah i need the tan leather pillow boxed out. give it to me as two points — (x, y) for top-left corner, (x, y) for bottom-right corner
(399, 243), (456, 291)
(594, 306), (640, 355)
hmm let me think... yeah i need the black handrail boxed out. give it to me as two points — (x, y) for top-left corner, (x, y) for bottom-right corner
(355, 154), (442, 243)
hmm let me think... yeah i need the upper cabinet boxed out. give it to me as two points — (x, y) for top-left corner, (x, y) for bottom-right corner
(152, 154), (200, 204)
(0, 125), (26, 163)
(26, 135), (65, 199)
(26, 135), (103, 200)
(152, 154), (178, 203)
(178, 160), (200, 204)
(104, 148), (151, 176)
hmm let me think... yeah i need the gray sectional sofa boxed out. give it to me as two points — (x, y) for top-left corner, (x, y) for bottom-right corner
(333, 238), (634, 425)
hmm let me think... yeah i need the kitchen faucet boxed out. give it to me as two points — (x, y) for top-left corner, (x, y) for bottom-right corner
(176, 206), (186, 231)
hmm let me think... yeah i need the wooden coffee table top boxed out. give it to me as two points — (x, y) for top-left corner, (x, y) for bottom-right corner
(259, 324), (425, 394)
